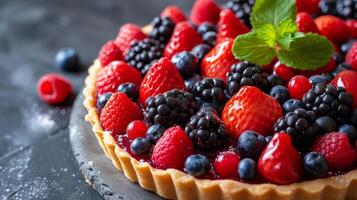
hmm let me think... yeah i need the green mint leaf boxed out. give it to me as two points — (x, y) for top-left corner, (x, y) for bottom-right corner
(256, 24), (276, 46)
(276, 18), (297, 36)
(276, 33), (334, 70)
(251, 0), (296, 29)
(232, 32), (276, 65)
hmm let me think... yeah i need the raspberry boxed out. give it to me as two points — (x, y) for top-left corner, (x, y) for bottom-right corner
(288, 75), (312, 100)
(100, 92), (143, 135)
(126, 120), (148, 140)
(37, 74), (72, 105)
(214, 151), (240, 178)
(96, 61), (142, 96)
(145, 89), (199, 127)
(151, 126), (195, 170)
(225, 0), (255, 27)
(313, 132), (356, 171)
(125, 38), (163, 76)
(148, 16), (175, 45)
(98, 41), (122, 67)
(114, 23), (147, 56)
(227, 61), (270, 97)
(185, 109), (228, 151)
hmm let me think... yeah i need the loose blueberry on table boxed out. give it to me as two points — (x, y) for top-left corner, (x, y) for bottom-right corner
(86, 0), (357, 199)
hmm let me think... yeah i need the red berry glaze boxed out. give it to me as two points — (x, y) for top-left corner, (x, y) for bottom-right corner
(96, 61), (142, 96)
(114, 23), (147, 57)
(214, 151), (240, 178)
(217, 9), (250, 42)
(332, 70), (357, 108)
(313, 132), (356, 171)
(201, 38), (238, 82)
(273, 62), (295, 82)
(296, 12), (319, 34)
(100, 92), (143, 136)
(151, 126), (195, 170)
(99, 41), (123, 67)
(139, 57), (185, 105)
(160, 5), (186, 23)
(346, 42), (357, 70)
(288, 75), (312, 100)
(315, 15), (351, 45)
(222, 86), (283, 139)
(258, 133), (302, 185)
(126, 120), (148, 140)
(190, 0), (221, 26)
(164, 21), (203, 59)
(38, 74), (72, 105)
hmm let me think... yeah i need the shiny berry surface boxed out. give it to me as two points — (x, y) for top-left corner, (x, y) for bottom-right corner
(126, 120), (148, 140)
(274, 62), (295, 82)
(303, 152), (328, 178)
(130, 137), (151, 155)
(288, 75), (312, 100)
(238, 158), (257, 181)
(214, 151), (240, 178)
(185, 154), (211, 177)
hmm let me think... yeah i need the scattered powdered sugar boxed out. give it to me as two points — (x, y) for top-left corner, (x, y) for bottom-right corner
(24, 104), (56, 133)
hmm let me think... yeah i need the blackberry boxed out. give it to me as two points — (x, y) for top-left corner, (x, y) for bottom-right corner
(145, 89), (199, 127)
(303, 84), (354, 123)
(267, 74), (285, 87)
(274, 108), (319, 150)
(125, 38), (163, 75)
(189, 78), (227, 113)
(336, 0), (357, 19)
(185, 109), (228, 151)
(225, 0), (255, 27)
(319, 0), (338, 16)
(227, 61), (270, 97)
(148, 16), (175, 45)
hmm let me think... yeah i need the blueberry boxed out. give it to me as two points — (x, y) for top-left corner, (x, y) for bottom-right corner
(269, 85), (289, 104)
(267, 74), (284, 86)
(185, 154), (210, 177)
(146, 125), (166, 144)
(54, 47), (81, 72)
(238, 158), (257, 180)
(237, 130), (267, 159)
(97, 92), (112, 109)
(197, 22), (217, 36)
(282, 99), (305, 113)
(309, 75), (330, 85)
(191, 44), (211, 64)
(117, 82), (138, 101)
(171, 51), (199, 79)
(339, 124), (357, 143)
(303, 152), (328, 178)
(130, 137), (151, 155)
(202, 31), (217, 46)
(315, 116), (337, 134)
(340, 39), (356, 55)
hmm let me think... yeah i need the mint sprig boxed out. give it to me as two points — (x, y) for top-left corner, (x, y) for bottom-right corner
(232, 0), (334, 70)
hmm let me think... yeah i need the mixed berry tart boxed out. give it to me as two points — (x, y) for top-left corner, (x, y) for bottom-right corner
(83, 0), (357, 199)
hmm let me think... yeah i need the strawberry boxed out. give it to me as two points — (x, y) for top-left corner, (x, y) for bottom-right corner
(296, 12), (319, 34)
(37, 74), (72, 105)
(96, 61), (142, 96)
(346, 41), (357, 70)
(258, 133), (302, 185)
(160, 5), (186, 23)
(296, 0), (320, 15)
(315, 15), (351, 44)
(201, 38), (238, 82)
(313, 132), (356, 171)
(346, 19), (357, 38)
(139, 57), (185, 105)
(332, 70), (357, 108)
(217, 9), (250, 42)
(114, 23), (147, 57)
(100, 92), (143, 135)
(98, 41), (123, 67)
(164, 21), (203, 59)
(190, 0), (221, 26)
(222, 86), (283, 139)
(151, 126), (195, 170)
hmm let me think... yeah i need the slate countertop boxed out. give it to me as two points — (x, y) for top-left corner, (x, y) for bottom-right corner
(0, 0), (228, 199)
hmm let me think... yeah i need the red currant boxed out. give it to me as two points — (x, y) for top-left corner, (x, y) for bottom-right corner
(288, 75), (312, 100)
(273, 62), (295, 82)
(37, 73), (72, 105)
(126, 120), (148, 140)
(213, 151), (240, 178)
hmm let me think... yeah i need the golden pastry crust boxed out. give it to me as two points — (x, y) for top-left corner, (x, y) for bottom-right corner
(83, 60), (357, 200)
